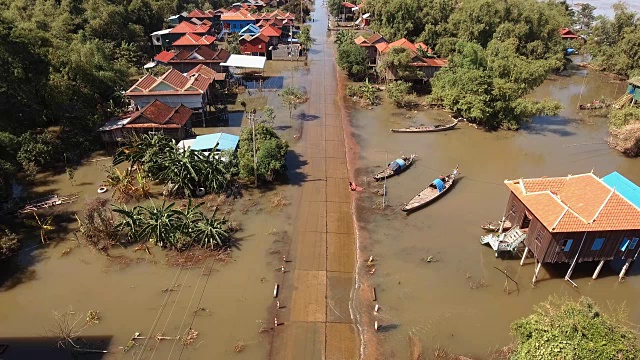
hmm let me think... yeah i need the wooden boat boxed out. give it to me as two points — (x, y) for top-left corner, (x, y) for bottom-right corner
(402, 166), (459, 212)
(373, 154), (416, 181)
(481, 219), (513, 232)
(391, 119), (458, 133)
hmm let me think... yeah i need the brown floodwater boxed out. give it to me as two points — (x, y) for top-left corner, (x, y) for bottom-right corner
(0, 63), (315, 359)
(349, 68), (640, 358)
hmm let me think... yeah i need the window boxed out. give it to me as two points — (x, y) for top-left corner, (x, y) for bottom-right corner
(509, 201), (518, 216)
(631, 237), (639, 250)
(560, 239), (573, 252)
(621, 238), (630, 251)
(521, 213), (531, 229)
(592, 238), (605, 251)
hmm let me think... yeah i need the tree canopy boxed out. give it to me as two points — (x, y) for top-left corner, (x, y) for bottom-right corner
(238, 123), (289, 183)
(585, 3), (640, 77)
(336, 31), (370, 80)
(511, 296), (640, 360)
(429, 40), (562, 129)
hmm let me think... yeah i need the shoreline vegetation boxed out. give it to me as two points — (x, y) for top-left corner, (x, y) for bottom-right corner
(330, 0), (640, 147)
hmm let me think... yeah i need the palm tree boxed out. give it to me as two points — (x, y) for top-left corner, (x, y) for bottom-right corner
(192, 208), (229, 249)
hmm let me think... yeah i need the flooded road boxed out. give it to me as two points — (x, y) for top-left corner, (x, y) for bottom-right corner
(349, 67), (640, 358)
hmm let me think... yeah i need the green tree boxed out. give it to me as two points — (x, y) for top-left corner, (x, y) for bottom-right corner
(192, 208), (229, 248)
(609, 107), (640, 130)
(281, 86), (308, 119)
(328, 0), (342, 18)
(298, 25), (313, 51)
(430, 40), (561, 129)
(378, 47), (420, 81)
(261, 106), (276, 127)
(386, 81), (413, 107)
(0, 229), (20, 259)
(586, 3), (640, 77)
(226, 32), (241, 54)
(0, 133), (19, 199)
(575, 3), (596, 31)
(238, 123), (289, 183)
(511, 296), (640, 360)
(337, 39), (370, 80)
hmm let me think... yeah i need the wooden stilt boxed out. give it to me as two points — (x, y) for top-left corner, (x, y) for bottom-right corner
(592, 260), (605, 280)
(532, 260), (542, 284)
(520, 247), (529, 266)
(619, 259), (632, 281)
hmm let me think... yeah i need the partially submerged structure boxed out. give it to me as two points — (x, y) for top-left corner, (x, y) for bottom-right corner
(98, 99), (193, 148)
(499, 172), (640, 284)
(178, 132), (240, 158)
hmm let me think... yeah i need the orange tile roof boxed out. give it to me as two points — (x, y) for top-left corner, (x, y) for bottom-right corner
(383, 38), (417, 53)
(172, 33), (216, 46)
(221, 9), (256, 20)
(125, 68), (213, 96)
(126, 99), (193, 128)
(154, 50), (175, 63)
(186, 64), (226, 81)
(354, 35), (368, 45)
(188, 9), (212, 18)
(505, 173), (640, 232)
(170, 21), (211, 34)
(260, 25), (282, 37)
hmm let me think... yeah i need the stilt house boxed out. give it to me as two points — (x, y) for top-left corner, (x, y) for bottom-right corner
(502, 172), (640, 282)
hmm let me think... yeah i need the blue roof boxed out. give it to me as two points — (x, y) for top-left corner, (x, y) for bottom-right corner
(190, 133), (239, 152)
(239, 24), (260, 36)
(602, 172), (640, 209)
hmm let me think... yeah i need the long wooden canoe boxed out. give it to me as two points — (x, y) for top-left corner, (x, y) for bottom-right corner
(402, 166), (459, 212)
(481, 219), (513, 232)
(391, 119), (458, 133)
(373, 154), (416, 181)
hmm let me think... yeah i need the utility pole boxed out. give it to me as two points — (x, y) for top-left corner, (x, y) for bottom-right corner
(250, 109), (258, 187)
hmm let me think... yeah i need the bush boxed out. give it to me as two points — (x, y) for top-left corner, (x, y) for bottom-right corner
(386, 81), (413, 107)
(0, 229), (20, 259)
(17, 131), (62, 170)
(511, 296), (640, 360)
(76, 198), (120, 255)
(238, 123), (289, 184)
(609, 107), (640, 130)
(346, 80), (379, 106)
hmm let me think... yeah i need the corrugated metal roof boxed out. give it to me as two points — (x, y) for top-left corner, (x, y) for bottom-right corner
(602, 172), (640, 209)
(190, 133), (239, 151)
(221, 54), (266, 69)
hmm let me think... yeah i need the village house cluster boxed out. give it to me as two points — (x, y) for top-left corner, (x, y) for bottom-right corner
(99, 2), (304, 152)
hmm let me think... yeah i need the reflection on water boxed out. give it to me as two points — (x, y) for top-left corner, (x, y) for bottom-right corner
(351, 68), (640, 358)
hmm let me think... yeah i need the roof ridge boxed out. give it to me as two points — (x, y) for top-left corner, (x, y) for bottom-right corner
(590, 187), (616, 223)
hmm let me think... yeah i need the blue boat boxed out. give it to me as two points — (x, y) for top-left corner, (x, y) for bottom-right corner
(373, 154), (416, 181)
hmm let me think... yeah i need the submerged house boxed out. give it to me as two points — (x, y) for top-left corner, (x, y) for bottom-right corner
(375, 38), (446, 81)
(98, 100), (193, 148)
(354, 33), (387, 66)
(500, 172), (640, 283)
(154, 46), (231, 73)
(178, 133), (240, 159)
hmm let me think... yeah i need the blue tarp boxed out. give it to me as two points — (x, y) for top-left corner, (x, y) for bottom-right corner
(602, 172), (640, 209)
(395, 158), (406, 168)
(433, 178), (445, 193)
(191, 133), (240, 152)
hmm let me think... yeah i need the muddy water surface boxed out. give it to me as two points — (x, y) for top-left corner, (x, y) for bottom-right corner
(0, 63), (314, 359)
(350, 68), (640, 358)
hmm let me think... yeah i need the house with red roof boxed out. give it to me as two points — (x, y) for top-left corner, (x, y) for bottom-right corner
(500, 172), (640, 283)
(339, 1), (356, 21)
(125, 68), (214, 123)
(374, 38), (446, 80)
(171, 33), (217, 51)
(260, 25), (282, 46)
(98, 100), (194, 146)
(559, 28), (579, 40)
(154, 46), (231, 73)
(240, 33), (269, 56)
(354, 33), (387, 65)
